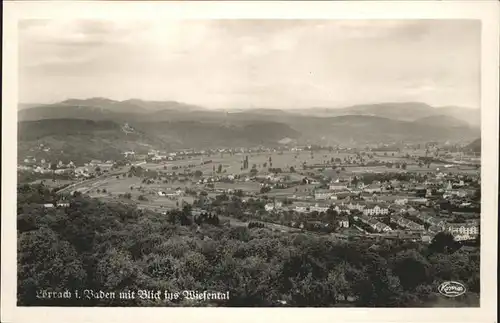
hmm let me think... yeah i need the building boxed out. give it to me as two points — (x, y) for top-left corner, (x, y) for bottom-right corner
(310, 204), (329, 213)
(390, 215), (424, 231)
(124, 151), (135, 157)
(358, 215), (392, 233)
(75, 167), (91, 178)
(265, 201), (283, 212)
(363, 184), (382, 194)
(394, 198), (408, 205)
(295, 206), (308, 213)
(54, 169), (72, 175)
(345, 202), (366, 212)
(329, 183), (348, 191)
(408, 197), (428, 206)
(337, 217), (349, 228)
(89, 159), (103, 166)
(447, 223), (479, 236)
(363, 204), (389, 216)
(416, 213), (446, 230)
(314, 191), (336, 200)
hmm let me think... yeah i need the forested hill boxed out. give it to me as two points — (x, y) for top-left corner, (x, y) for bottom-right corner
(17, 184), (480, 307)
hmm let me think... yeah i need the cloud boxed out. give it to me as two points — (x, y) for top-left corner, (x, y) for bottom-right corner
(18, 19), (480, 109)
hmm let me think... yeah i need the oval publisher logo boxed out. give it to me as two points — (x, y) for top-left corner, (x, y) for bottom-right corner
(438, 281), (466, 297)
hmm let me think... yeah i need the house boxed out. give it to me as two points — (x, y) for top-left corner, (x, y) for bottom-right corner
(295, 206), (309, 213)
(329, 183), (348, 191)
(447, 223), (479, 236)
(89, 159), (103, 166)
(97, 163), (113, 171)
(314, 191), (336, 200)
(57, 202), (70, 208)
(358, 215), (391, 233)
(75, 167), (90, 178)
(310, 204), (329, 213)
(363, 204), (389, 216)
(124, 151), (135, 157)
(345, 202), (365, 212)
(408, 198), (428, 206)
(394, 198), (408, 205)
(54, 168), (72, 175)
(43, 203), (55, 208)
(421, 235), (433, 243)
(363, 183), (382, 194)
(428, 225), (443, 234)
(390, 215), (424, 231)
(337, 217), (349, 228)
(265, 202), (283, 212)
(389, 204), (406, 214)
(374, 223), (392, 232)
(453, 234), (478, 242)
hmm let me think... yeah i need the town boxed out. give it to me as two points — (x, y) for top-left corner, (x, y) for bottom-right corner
(18, 141), (481, 245)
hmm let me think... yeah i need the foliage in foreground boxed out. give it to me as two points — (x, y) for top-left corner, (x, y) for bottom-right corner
(17, 184), (480, 307)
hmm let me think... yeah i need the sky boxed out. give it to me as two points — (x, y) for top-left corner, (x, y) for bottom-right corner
(18, 19), (481, 109)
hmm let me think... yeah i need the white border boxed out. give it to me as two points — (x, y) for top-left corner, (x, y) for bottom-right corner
(2, 1), (498, 323)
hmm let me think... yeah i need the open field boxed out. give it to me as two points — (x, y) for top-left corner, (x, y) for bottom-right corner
(29, 179), (75, 188)
(140, 151), (364, 175)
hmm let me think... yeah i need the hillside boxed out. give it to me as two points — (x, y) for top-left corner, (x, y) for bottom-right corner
(19, 99), (481, 128)
(18, 98), (208, 121)
(296, 102), (480, 127)
(17, 99), (480, 159)
(17, 119), (165, 163)
(412, 115), (470, 128)
(17, 113), (480, 163)
(438, 106), (481, 127)
(136, 120), (301, 149)
(286, 115), (479, 145)
(18, 105), (126, 122)
(465, 138), (481, 153)
(17, 118), (301, 162)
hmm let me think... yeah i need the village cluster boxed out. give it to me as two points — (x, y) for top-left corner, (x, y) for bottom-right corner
(19, 142), (480, 244)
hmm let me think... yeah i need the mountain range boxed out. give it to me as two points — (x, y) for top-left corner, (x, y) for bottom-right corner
(19, 98), (480, 125)
(17, 98), (480, 161)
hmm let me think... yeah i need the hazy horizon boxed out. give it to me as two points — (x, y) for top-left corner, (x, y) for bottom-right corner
(18, 97), (479, 111)
(19, 19), (481, 110)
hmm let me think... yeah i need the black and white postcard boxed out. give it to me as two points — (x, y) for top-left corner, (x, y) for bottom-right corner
(2, 1), (498, 323)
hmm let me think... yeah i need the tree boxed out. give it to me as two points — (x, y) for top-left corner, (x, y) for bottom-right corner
(392, 250), (430, 291)
(290, 166), (295, 173)
(429, 232), (458, 254)
(194, 170), (203, 177)
(218, 164), (223, 173)
(260, 186), (271, 194)
(18, 227), (87, 305)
